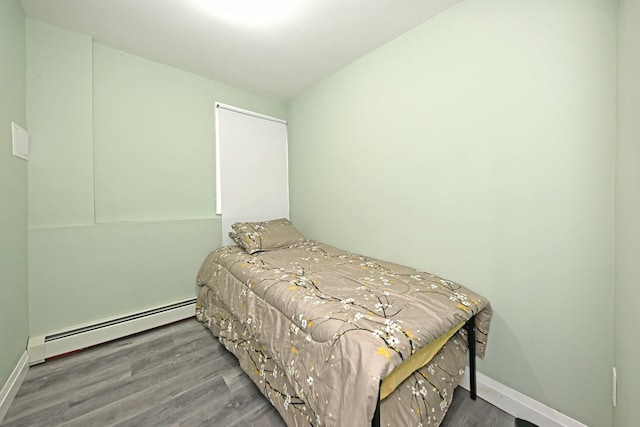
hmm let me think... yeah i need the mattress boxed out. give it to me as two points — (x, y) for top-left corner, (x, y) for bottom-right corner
(196, 241), (492, 426)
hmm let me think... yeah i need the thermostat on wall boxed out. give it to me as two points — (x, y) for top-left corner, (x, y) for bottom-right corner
(11, 121), (29, 160)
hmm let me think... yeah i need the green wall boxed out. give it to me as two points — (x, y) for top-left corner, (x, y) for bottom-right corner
(26, 19), (286, 335)
(287, 1), (616, 426)
(0, 0), (29, 389)
(615, 1), (640, 426)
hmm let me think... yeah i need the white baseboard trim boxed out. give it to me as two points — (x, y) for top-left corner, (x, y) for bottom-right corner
(0, 351), (29, 424)
(460, 369), (587, 427)
(28, 299), (196, 365)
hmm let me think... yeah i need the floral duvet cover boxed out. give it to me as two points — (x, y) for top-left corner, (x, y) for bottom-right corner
(196, 241), (491, 427)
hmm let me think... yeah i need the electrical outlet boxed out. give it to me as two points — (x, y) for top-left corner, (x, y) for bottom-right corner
(612, 367), (617, 407)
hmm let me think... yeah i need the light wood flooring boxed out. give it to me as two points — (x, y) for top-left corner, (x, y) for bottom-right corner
(2, 318), (515, 427)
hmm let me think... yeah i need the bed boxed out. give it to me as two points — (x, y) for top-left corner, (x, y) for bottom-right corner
(196, 219), (492, 426)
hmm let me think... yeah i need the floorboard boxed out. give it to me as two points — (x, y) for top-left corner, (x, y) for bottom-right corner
(2, 318), (515, 426)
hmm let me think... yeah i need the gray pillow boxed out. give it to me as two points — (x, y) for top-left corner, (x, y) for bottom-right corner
(229, 218), (305, 254)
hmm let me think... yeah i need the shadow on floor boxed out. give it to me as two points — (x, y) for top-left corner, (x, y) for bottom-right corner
(515, 419), (539, 427)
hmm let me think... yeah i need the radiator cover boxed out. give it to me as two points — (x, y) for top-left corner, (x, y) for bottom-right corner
(27, 299), (196, 365)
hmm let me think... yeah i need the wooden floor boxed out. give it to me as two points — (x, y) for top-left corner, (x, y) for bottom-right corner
(2, 318), (515, 427)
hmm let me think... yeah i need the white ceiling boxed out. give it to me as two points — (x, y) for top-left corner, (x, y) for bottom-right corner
(20, 0), (460, 101)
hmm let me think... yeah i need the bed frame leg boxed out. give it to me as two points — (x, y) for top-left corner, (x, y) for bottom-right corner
(465, 315), (477, 400)
(372, 381), (381, 427)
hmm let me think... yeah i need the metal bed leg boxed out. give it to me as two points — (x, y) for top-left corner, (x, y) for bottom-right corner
(465, 315), (477, 400)
(372, 381), (381, 427)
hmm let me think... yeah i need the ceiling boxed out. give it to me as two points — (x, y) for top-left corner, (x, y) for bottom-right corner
(20, 0), (460, 101)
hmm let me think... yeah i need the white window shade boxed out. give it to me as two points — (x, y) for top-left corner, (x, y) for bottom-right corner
(216, 103), (289, 246)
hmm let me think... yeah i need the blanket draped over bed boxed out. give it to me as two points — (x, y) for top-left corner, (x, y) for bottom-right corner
(196, 240), (492, 427)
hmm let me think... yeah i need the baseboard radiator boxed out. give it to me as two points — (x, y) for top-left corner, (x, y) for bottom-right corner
(27, 299), (196, 365)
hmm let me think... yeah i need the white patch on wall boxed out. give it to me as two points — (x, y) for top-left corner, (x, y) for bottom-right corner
(215, 103), (289, 246)
(11, 122), (29, 160)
